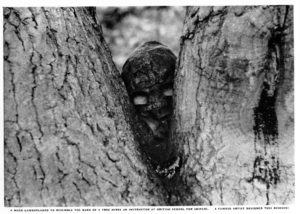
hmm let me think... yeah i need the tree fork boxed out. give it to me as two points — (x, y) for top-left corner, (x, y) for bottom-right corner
(3, 6), (294, 206)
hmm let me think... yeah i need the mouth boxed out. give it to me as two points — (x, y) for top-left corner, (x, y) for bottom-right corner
(139, 105), (172, 119)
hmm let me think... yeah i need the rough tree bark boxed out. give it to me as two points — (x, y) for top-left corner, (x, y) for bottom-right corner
(173, 6), (294, 205)
(4, 6), (294, 207)
(4, 7), (166, 206)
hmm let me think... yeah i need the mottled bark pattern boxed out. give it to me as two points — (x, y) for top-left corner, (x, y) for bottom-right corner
(4, 7), (166, 206)
(174, 6), (294, 205)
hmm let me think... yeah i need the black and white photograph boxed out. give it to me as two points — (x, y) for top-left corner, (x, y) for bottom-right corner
(1, 0), (296, 211)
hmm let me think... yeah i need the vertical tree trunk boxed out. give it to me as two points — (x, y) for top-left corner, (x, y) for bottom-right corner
(4, 7), (166, 207)
(4, 6), (294, 207)
(174, 6), (294, 205)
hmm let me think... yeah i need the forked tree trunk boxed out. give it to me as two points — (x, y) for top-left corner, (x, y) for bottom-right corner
(4, 7), (166, 206)
(4, 6), (294, 207)
(173, 6), (294, 205)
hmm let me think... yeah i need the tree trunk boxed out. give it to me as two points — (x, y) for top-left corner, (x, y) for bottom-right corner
(4, 6), (294, 207)
(173, 6), (294, 205)
(4, 7), (166, 207)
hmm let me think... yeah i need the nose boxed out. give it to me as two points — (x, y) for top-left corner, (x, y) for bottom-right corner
(155, 107), (172, 119)
(142, 118), (159, 132)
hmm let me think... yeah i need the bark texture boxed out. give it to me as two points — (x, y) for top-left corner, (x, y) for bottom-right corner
(174, 6), (294, 205)
(4, 7), (166, 207)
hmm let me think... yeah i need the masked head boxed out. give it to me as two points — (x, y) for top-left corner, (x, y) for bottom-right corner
(122, 41), (176, 167)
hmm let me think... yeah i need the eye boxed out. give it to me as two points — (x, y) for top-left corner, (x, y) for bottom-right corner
(133, 95), (148, 105)
(163, 88), (173, 96)
(131, 91), (149, 105)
